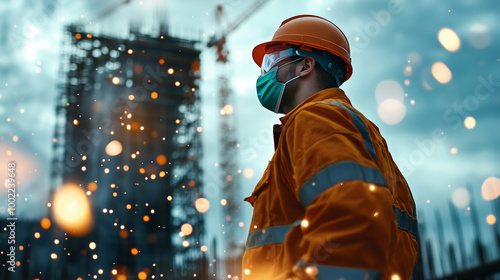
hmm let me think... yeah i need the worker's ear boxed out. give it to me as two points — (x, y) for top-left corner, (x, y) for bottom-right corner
(298, 56), (315, 77)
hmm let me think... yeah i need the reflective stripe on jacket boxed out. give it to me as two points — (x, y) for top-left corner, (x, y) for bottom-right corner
(242, 88), (419, 280)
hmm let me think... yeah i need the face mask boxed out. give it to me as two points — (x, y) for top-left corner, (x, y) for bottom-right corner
(256, 58), (303, 113)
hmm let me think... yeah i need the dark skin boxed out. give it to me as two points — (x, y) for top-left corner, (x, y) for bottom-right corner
(275, 56), (327, 114)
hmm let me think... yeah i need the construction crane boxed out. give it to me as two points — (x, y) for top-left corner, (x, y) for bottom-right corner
(207, 0), (269, 260)
(93, 0), (131, 22)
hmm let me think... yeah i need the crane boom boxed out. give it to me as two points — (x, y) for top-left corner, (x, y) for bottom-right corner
(94, 0), (131, 22)
(223, 0), (269, 38)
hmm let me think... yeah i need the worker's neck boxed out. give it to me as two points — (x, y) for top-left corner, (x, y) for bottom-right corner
(282, 79), (324, 114)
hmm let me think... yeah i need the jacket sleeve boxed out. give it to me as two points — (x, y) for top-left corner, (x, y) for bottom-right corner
(283, 102), (394, 280)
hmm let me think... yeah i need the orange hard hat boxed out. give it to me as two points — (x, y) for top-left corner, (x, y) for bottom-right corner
(252, 15), (353, 81)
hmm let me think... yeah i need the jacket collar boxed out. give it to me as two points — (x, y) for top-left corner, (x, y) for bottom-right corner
(278, 87), (352, 126)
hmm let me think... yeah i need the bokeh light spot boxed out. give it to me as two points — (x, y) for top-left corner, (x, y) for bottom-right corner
(87, 182), (98, 192)
(486, 214), (496, 225)
(438, 28), (461, 52)
(195, 198), (210, 213)
(138, 272), (147, 280)
(181, 223), (193, 236)
(451, 188), (471, 208)
(223, 104), (234, 115)
(105, 140), (122, 156)
(41, 218), (51, 230)
(431, 62), (452, 84)
(377, 99), (406, 125)
(464, 116), (476, 129)
(469, 23), (491, 49)
(243, 168), (254, 178)
(481, 177), (500, 201)
(52, 184), (94, 237)
(375, 80), (404, 104)
(156, 154), (167, 165)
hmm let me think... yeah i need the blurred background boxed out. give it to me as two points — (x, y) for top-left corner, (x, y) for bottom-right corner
(0, 0), (499, 279)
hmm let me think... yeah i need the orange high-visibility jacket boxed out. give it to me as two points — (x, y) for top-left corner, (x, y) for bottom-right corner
(243, 88), (419, 280)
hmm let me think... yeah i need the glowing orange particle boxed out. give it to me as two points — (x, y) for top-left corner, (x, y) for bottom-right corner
(131, 248), (139, 255)
(156, 154), (167, 166)
(159, 58), (165, 64)
(143, 215), (150, 222)
(151, 91), (158, 99)
(138, 271), (147, 280)
(87, 182), (98, 192)
(139, 168), (145, 174)
(41, 218), (51, 230)
(75, 33), (81, 39)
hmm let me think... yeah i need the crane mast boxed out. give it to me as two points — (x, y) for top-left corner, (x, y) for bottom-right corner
(207, 0), (270, 267)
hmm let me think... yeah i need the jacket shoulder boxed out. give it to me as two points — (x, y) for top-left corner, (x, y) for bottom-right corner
(284, 100), (360, 136)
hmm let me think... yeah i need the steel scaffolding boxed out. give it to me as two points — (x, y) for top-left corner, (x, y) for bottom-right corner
(48, 23), (208, 279)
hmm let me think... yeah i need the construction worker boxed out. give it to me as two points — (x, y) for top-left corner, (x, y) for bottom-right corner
(242, 15), (420, 280)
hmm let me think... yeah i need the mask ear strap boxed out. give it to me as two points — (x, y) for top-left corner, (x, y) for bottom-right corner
(275, 57), (305, 113)
(284, 74), (300, 85)
(278, 56), (305, 70)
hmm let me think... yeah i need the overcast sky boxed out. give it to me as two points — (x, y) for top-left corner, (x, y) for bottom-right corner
(1, 0), (500, 273)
